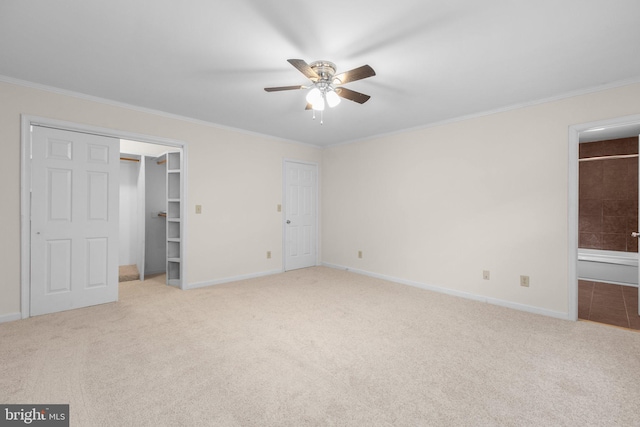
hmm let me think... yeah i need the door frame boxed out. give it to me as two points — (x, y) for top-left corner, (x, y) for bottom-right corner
(20, 115), (189, 318)
(282, 159), (320, 271)
(567, 113), (640, 321)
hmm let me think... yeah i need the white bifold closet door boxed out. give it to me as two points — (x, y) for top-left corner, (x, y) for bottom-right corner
(30, 126), (119, 316)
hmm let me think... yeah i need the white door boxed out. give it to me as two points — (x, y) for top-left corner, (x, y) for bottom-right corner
(30, 126), (119, 316)
(284, 161), (317, 271)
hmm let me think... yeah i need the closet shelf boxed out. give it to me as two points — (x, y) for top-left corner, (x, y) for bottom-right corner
(166, 151), (182, 287)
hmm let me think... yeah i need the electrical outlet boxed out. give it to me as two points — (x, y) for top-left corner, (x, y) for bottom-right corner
(483, 270), (490, 280)
(520, 275), (530, 287)
(267, 251), (271, 259)
(195, 204), (202, 214)
(358, 250), (363, 259)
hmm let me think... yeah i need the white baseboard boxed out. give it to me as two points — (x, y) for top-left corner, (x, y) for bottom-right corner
(322, 262), (570, 321)
(0, 312), (22, 324)
(187, 269), (283, 290)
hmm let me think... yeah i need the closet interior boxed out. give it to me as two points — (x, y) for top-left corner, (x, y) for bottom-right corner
(119, 139), (182, 287)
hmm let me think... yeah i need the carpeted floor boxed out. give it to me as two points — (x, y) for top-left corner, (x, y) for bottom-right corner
(118, 264), (140, 282)
(1, 266), (640, 426)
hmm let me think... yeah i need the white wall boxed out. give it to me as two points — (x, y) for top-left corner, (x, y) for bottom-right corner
(145, 156), (167, 275)
(0, 81), (322, 319)
(119, 160), (139, 266)
(321, 82), (640, 318)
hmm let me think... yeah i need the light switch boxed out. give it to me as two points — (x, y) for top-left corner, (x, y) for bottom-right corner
(195, 205), (202, 214)
(277, 204), (282, 212)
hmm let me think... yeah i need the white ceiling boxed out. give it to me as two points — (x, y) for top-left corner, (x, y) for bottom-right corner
(2, 0), (640, 147)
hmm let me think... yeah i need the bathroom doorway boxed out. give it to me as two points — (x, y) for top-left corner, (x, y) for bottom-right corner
(577, 133), (639, 329)
(569, 115), (640, 329)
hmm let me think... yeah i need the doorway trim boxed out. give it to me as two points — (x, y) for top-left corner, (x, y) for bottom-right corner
(282, 159), (320, 271)
(20, 115), (189, 318)
(567, 113), (640, 321)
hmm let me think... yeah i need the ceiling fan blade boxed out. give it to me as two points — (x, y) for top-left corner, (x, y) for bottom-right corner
(305, 103), (312, 110)
(264, 85), (304, 92)
(287, 59), (320, 81)
(333, 65), (376, 84)
(336, 87), (371, 104)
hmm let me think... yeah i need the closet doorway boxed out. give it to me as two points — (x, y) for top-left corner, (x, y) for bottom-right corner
(20, 116), (187, 318)
(119, 140), (182, 285)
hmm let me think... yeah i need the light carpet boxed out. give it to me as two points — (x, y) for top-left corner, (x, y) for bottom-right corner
(1, 267), (639, 426)
(118, 264), (140, 282)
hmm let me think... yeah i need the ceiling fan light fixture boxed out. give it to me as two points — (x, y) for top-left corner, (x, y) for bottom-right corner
(306, 87), (322, 105)
(326, 89), (341, 108)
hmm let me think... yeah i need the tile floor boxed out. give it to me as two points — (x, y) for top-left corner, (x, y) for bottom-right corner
(578, 280), (640, 330)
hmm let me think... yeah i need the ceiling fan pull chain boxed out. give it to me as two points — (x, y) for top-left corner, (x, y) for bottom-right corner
(320, 110), (324, 125)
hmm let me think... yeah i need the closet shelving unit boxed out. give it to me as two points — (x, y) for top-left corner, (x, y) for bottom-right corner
(165, 151), (182, 286)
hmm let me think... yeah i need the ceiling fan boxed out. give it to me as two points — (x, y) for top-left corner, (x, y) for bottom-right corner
(264, 59), (376, 117)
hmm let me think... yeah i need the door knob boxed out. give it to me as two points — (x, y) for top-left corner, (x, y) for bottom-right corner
(633, 232), (640, 238)
(286, 220), (291, 224)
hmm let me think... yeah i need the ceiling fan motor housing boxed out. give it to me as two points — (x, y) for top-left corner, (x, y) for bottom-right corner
(309, 61), (337, 82)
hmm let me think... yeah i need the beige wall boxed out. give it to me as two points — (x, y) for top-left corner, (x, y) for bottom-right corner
(0, 81), (322, 319)
(3, 80), (640, 321)
(321, 83), (640, 317)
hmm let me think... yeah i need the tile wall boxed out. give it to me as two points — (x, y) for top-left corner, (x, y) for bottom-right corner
(579, 137), (639, 252)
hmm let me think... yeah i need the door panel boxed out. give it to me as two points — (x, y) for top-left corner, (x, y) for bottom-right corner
(31, 126), (119, 316)
(284, 161), (317, 271)
(46, 240), (71, 293)
(86, 238), (108, 288)
(88, 171), (110, 220)
(48, 169), (72, 220)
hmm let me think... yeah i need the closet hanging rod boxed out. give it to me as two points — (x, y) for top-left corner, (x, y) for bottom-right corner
(157, 159), (167, 165)
(120, 157), (140, 162)
(579, 154), (638, 162)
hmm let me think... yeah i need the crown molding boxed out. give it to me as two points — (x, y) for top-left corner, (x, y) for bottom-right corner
(0, 74), (323, 150)
(326, 76), (640, 148)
